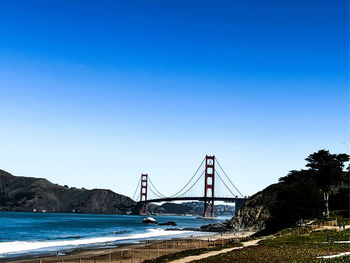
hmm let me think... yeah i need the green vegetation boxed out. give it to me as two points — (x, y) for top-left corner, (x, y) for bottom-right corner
(143, 240), (242, 263)
(330, 211), (350, 226)
(305, 150), (349, 218)
(192, 230), (350, 263)
(262, 150), (349, 234)
(268, 229), (350, 243)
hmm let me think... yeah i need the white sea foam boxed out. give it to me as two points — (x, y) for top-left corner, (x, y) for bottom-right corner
(0, 229), (192, 255)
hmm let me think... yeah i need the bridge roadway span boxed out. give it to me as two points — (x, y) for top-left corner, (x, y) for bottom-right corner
(139, 197), (247, 203)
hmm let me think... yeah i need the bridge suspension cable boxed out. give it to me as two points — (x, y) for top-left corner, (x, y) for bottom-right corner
(132, 178), (141, 200)
(132, 157), (206, 200)
(148, 183), (165, 198)
(133, 156), (245, 202)
(168, 156), (205, 197)
(215, 158), (244, 198)
(148, 176), (167, 198)
(178, 170), (205, 197)
(139, 157), (206, 199)
(215, 169), (236, 197)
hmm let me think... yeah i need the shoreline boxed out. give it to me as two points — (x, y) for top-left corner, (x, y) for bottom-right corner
(0, 213), (236, 262)
(4, 231), (254, 263)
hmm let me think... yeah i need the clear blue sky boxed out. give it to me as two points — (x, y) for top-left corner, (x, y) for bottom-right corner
(0, 0), (348, 198)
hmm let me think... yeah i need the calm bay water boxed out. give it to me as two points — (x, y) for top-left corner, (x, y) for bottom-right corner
(0, 212), (227, 259)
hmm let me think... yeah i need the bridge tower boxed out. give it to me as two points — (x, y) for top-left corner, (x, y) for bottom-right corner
(140, 174), (148, 215)
(203, 155), (215, 217)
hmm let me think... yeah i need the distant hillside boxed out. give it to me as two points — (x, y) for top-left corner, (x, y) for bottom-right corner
(147, 202), (196, 215)
(0, 169), (136, 214)
(134, 202), (235, 216)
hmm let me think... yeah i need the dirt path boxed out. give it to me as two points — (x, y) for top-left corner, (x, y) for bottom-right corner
(317, 252), (350, 259)
(168, 239), (260, 263)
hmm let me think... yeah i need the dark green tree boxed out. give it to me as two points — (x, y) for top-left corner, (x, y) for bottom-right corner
(265, 169), (323, 232)
(305, 150), (349, 217)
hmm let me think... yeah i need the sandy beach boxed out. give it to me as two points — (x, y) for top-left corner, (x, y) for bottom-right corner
(6, 231), (255, 263)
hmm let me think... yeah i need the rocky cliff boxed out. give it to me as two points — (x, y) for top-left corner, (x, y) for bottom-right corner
(201, 183), (279, 232)
(225, 184), (279, 231)
(201, 179), (347, 234)
(0, 169), (136, 214)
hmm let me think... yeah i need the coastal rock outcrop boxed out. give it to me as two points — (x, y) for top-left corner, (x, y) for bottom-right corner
(0, 169), (136, 214)
(201, 183), (279, 233)
(159, 221), (177, 226)
(200, 221), (229, 232)
(142, 217), (158, 224)
(226, 184), (279, 232)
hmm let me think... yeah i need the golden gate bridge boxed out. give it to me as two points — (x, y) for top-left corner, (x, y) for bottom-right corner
(132, 155), (248, 217)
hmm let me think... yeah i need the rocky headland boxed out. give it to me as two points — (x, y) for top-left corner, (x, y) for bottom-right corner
(201, 184), (276, 233)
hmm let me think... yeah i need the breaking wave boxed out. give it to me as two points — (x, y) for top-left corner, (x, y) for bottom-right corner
(0, 229), (192, 256)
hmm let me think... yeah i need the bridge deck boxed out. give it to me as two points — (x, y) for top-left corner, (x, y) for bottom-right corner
(139, 197), (247, 203)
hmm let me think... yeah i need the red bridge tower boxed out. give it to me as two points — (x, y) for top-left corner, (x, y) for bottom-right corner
(203, 155), (215, 217)
(140, 174), (148, 215)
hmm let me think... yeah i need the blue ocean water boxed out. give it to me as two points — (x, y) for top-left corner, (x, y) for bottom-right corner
(0, 212), (228, 259)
